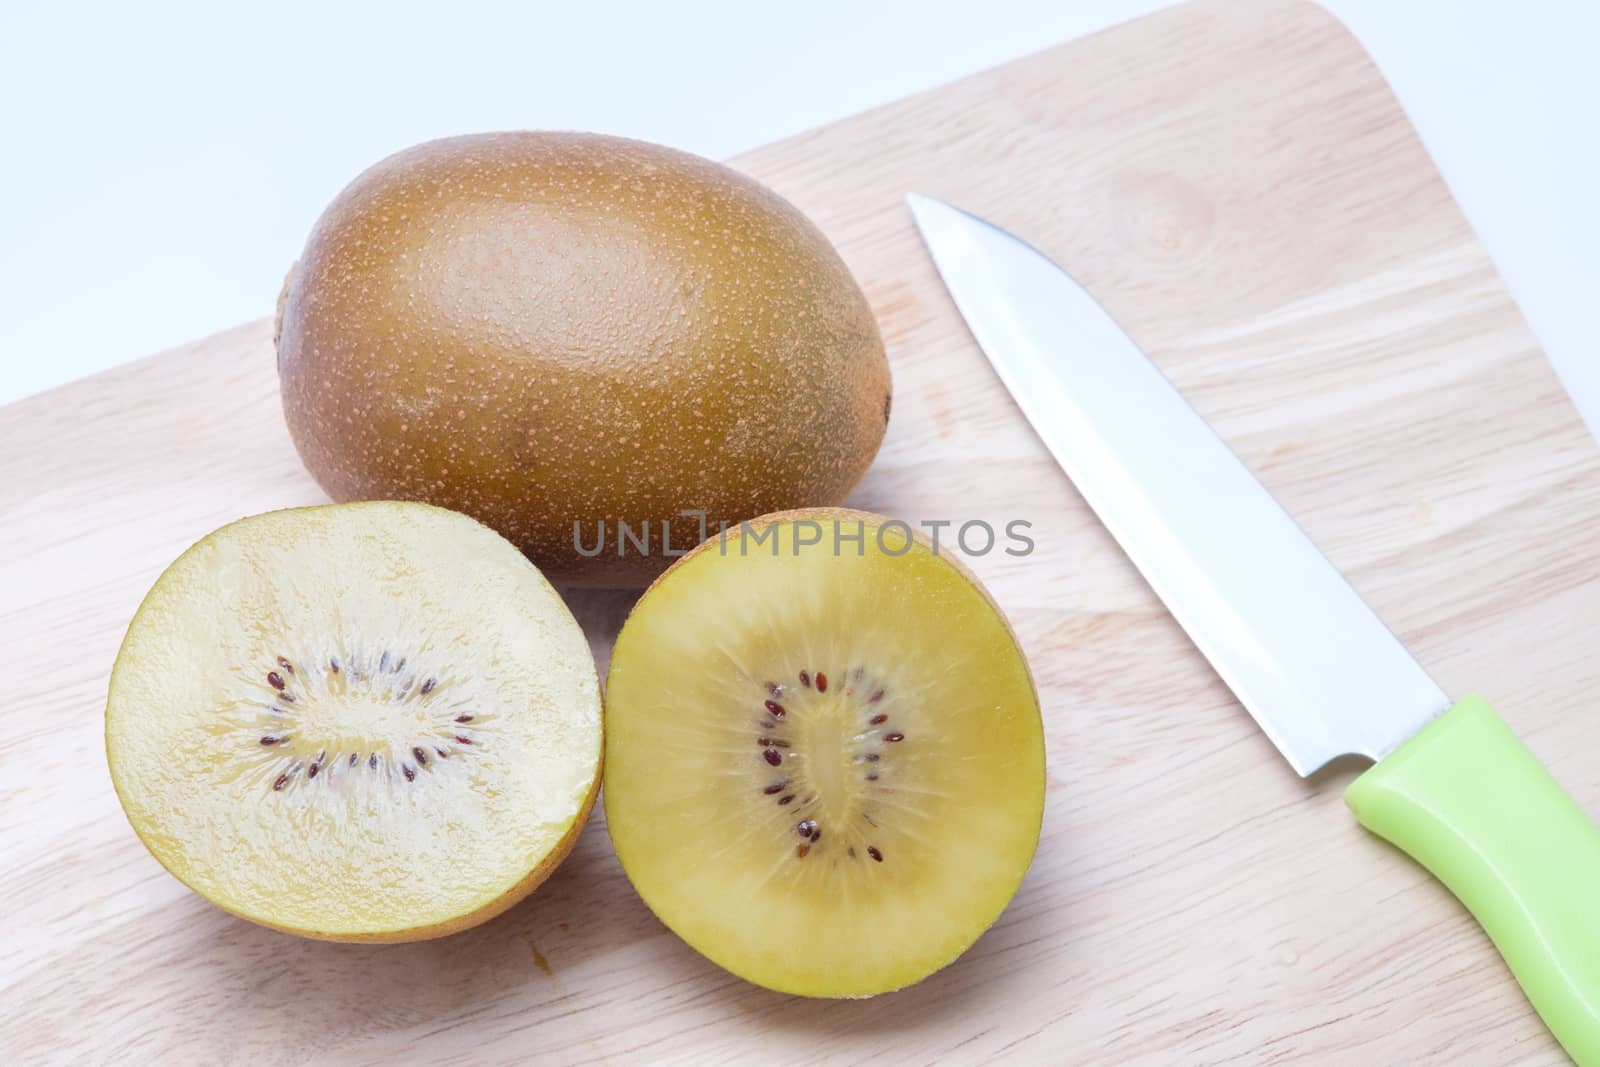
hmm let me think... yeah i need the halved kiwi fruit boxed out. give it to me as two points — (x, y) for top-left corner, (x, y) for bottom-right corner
(106, 501), (603, 942)
(603, 508), (1045, 996)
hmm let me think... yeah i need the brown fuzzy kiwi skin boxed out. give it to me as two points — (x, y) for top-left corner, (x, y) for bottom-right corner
(276, 132), (892, 589)
(105, 501), (605, 944)
(608, 507), (1045, 996)
(273, 260), (296, 350)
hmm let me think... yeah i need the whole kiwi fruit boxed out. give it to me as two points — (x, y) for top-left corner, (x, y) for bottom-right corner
(275, 132), (890, 586)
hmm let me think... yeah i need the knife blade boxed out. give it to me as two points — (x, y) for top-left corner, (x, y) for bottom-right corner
(908, 193), (1600, 1064)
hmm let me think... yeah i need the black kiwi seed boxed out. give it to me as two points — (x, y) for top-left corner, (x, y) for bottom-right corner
(763, 749), (782, 767)
(764, 681), (781, 697)
(763, 781), (788, 795)
(797, 820), (817, 839)
(884, 732), (905, 743)
(778, 794), (795, 806)
(816, 672), (828, 693)
(764, 700), (786, 717)
(796, 844), (810, 858)
(254, 647), (485, 795)
(799, 670), (811, 688)
(869, 713), (887, 725)
(867, 846), (883, 862)
(868, 689), (885, 704)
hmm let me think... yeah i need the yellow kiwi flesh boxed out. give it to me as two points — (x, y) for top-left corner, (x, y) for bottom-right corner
(106, 502), (603, 942)
(276, 132), (891, 586)
(604, 510), (1045, 996)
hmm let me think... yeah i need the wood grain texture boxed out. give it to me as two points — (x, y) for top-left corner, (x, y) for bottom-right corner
(3, 0), (1597, 1062)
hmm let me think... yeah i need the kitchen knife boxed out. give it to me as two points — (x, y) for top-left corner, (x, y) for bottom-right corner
(907, 194), (1600, 1064)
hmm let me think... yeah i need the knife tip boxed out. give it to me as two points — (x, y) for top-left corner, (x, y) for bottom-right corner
(904, 193), (951, 233)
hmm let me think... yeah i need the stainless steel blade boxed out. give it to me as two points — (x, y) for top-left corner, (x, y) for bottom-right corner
(907, 194), (1450, 775)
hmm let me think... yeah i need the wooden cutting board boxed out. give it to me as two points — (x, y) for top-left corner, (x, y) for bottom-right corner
(5, 0), (1598, 1061)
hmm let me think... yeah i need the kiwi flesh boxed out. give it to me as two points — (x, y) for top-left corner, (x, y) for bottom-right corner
(275, 132), (892, 587)
(105, 502), (603, 942)
(603, 509), (1046, 996)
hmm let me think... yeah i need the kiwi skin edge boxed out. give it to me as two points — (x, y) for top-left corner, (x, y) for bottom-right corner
(104, 500), (605, 944)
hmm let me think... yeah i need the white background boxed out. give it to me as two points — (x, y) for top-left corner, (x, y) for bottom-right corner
(4, 0), (1597, 429)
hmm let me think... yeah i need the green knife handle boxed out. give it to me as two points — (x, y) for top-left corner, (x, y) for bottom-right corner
(1346, 695), (1600, 1064)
